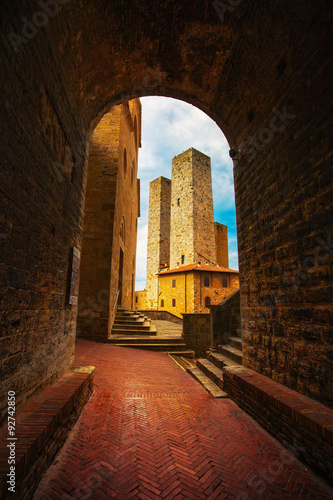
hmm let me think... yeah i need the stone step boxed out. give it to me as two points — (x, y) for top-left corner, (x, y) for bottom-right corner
(187, 367), (228, 399)
(197, 359), (224, 389)
(114, 318), (148, 324)
(115, 315), (146, 322)
(228, 336), (243, 350)
(218, 344), (243, 364)
(115, 314), (146, 320)
(111, 328), (157, 336)
(108, 336), (183, 344)
(112, 343), (188, 352)
(207, 351), (239, 369)
(113, 321), (152, 331)
(167, 350), (195, 358)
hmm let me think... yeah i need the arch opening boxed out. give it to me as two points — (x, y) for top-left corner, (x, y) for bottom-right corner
(0, 0), (331, 425)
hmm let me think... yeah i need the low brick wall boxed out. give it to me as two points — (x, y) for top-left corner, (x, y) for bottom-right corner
(138, 310), (182, 324)
(223, 365), (333, 485)
(182, 313), (210, 357)
(0, 367), (94, 499)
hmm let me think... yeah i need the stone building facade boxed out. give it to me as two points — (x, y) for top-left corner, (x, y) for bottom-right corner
(77, 100), (141, 340)
(138, 147), (239, 315)
(157, 263), (239, 318)
(134, 290), (147, 310)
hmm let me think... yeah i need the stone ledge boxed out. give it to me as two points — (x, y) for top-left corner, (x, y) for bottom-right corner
(0, 366), (94, 499)
(223, 365), (333, 485)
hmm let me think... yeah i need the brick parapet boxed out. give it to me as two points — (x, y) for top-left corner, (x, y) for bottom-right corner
(0, 367), (94, 499)
(223, 364), (333, 485)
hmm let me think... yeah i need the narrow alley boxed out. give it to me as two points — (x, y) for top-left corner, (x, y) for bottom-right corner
(34, 340), (333, 499)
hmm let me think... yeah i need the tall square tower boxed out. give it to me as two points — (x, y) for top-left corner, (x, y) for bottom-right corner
(146, 177), (171, 309)
(169, 148), (216, 268)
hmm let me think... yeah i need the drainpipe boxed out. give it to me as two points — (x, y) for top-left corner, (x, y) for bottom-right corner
(185, 273), (187, 313)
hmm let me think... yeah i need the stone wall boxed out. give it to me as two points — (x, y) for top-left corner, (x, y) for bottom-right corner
(209, 289), (241, 349)
(137, 310), (182, 324)
(182, 313), (211, 357)
(109, 101), (141, 317)
(77, 100), (141, 340)
(77, 107), (121, 339)
(134, 290), (147, 310)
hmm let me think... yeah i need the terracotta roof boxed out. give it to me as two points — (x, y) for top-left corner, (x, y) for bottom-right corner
(157, 263), (239, 275)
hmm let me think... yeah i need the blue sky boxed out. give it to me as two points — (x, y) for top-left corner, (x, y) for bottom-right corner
(135, 97), (238, 290)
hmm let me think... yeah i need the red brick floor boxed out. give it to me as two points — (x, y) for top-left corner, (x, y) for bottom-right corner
(34, 339), (333, 499)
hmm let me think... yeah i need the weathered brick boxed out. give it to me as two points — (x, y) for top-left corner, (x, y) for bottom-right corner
(0, 0), (331, 424)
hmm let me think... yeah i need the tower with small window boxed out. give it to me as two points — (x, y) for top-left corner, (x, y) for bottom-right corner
(144, 147), (236, 313)
(169, 148), (216, 268)
(146, 176), (171, 309)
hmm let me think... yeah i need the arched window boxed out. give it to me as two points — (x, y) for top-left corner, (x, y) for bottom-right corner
(177, 198), (181, 206)
(172, 299), (176, 307)
(181, 255), (185, 264)
(204, 276), (210, 287)
(205, 297), (211, 307)
(223, 277), (228, 288)
(161, 299), (164, 307)
(123, 149), (127, 176)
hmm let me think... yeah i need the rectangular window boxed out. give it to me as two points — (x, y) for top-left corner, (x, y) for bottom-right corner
(204, 276), (210, 287)
(161, 299), (164, 307)
(172, 299), (176, 307)
(223, 276), (228, 288)
(181, 255), (185, 264)
(172, 279), (176, 288)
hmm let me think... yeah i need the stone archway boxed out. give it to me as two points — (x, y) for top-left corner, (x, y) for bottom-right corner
(0, 0), (332, 422)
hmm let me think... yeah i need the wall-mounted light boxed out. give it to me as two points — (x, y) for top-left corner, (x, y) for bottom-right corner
(229, 149), (241, 159)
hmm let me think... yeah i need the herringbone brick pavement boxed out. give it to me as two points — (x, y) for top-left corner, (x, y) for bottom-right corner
(34, 339), (332, 499)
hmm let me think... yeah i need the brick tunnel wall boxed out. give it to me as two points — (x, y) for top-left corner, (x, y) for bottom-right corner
(0, 0), (332, 419)
(76, 107), (122, 339)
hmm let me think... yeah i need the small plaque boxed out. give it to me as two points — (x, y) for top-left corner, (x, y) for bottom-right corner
(69, 247), (81, 305)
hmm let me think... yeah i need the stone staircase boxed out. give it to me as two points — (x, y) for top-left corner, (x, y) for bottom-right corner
(111, 307), (157, 336)
(187, 333), (243, 398)
(108, 307), (194, 355)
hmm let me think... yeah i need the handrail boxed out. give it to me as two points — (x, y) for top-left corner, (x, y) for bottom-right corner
(112, 289), (120, 315)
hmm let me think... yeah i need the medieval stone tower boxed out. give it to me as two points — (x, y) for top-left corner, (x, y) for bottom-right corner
(146, 147), (228, 309)
(170, 148), (216, 268)
(146, 177), (171, 309)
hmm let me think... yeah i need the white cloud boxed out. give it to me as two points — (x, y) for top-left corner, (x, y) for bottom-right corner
(135, 97), (238, 289)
